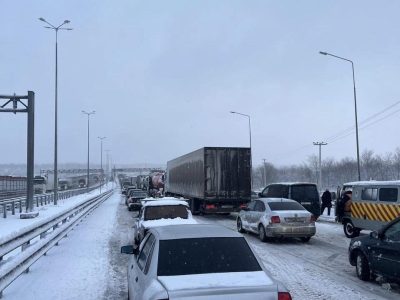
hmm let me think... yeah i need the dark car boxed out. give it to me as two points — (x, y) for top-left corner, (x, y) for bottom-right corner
(259, 183), (321, 218)
(348, 217), (400, 283)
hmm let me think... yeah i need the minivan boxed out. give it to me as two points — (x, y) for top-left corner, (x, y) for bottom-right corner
(259, 182), (321, 217)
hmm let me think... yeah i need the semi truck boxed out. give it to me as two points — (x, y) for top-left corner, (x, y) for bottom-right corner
(165, 147), (251, 214)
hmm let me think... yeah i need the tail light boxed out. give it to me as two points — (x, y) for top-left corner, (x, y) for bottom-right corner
(270, 216), (280, 224)
(278, 292), (292, 300)
(310, 215), (317, 223)
(239, 203), (247, 209)
(205, 204), (216, 209)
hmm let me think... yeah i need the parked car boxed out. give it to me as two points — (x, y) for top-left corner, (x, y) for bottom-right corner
(127, 190), (149, 211)
(125, 188), (143, 205)
(121, 224), (293, 300)
(133, 199), (197, 244)
(259, 183), (321, 218)
(348, 216), (400, 283)
(237, 198), (316, 242)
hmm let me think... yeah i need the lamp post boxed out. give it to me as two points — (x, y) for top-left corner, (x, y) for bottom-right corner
(39, 18), (72, 205)
(319, 51), (361, 181)
(230, 111), (252, 189)
(98, 136), (106, 193)
(82, 111), (95, 193)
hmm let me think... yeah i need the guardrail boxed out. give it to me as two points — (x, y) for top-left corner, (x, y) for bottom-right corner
(0, 185), (105, 218)
(0, 189), (114, 298)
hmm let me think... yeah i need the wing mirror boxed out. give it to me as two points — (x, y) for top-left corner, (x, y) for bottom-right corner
(370, 231), (380, 239)
(258, 193), (263, 197)
(121, 245), (139, 255)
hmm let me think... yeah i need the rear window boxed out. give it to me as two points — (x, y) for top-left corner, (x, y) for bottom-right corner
(157, 237), (261, 276)
(144, 205), (188, 220)
(268, 201), (305, 211)
(291, 185), (319, 202)
(131, 191), (148, 198)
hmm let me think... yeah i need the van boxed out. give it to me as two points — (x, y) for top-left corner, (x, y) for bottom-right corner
(259, 183), (321, 217)
(339, 181), (400, 238)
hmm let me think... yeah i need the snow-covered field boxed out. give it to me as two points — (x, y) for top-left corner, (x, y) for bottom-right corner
(1, 193), (398, 300)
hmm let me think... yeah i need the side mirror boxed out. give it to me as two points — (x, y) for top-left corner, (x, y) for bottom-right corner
(370, 231), (379, 239)
(258, 193), (263, 198)
(121, 245), (137, 254)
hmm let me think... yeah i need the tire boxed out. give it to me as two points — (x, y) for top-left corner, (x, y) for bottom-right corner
(343, 220), (360, 238)
(356, 252), (371, 281)
(258, 224), (267, 242)
(301, 236), (311, 243)
(237, 218), (245, 233)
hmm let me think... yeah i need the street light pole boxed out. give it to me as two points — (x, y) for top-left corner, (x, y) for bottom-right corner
(313, 142), (328, 192)
(262, 158), (267, 187)
(98, 136), (106, 193)
(230, 111), (252, 189)
(39, 18), (73, 205)
(319, 51), (361, 181)
(82, 111), (95, 193)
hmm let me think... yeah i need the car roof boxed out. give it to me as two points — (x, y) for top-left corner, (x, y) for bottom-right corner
(258, 198), (298, 203)
(266, 182), (317, 186)
(143, 199), (189, 207)
(344, 180), (400, 187)
(150, 224), (241, 240)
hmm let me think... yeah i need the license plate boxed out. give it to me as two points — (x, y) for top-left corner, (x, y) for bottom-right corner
(221, 205), (233, 209)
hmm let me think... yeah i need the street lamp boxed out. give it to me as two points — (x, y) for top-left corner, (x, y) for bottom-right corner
(319, 51), (361, 181)
(82, 110), (95, 193)
(230, 111), (252, 188)
(98, 136), (106, 192)
(39, 18), (73, 205)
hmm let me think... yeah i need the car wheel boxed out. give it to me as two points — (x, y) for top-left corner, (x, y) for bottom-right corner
(301, 236), (311, 242)
(237, 218), (245, 233)
(343, 220), (360, 238)
(258, 224), (267, 242)
(356, 252), (370, 281)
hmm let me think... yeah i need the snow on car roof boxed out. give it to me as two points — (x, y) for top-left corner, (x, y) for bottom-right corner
(260, 198), (298, 203)
(344, 180), (400, 186)
(265, 182), (317, 186)
(142, 199), (189, 207)
(150, 224), (241, 240)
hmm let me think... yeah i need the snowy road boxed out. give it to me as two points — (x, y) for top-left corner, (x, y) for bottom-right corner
(2, 193), (398, 300)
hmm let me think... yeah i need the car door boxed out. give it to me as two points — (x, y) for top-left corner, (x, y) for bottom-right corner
(242, 201), (256, 231)
(253, 200), (266, 229)
(129, 233), (156, 299)
(370, 220), (400, 279)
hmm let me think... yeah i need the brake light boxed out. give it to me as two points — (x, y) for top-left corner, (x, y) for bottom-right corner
(271, 216), (280, 224)
(239, 203), (247, 209)
(278, 292), (292, 300)
(205, 204), (216, 209)
(310, 215), (317, 223)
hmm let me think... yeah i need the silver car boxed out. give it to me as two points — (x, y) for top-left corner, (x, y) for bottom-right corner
(121, 224), (292, 300)
(237, 198), (316, 242)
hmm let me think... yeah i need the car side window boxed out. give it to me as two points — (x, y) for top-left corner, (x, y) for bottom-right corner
(261, 187), (268, 197)
(379, 188), (398, 202)
(384, 221), (400, 242)
(247, 201), (256, 211)
(137, 234), (155, 272)
(254, 201), (265, 212)
(361, 188), (378, 201)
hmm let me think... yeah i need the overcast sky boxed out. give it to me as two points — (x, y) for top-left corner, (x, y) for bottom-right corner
(1, 0), (400, 168)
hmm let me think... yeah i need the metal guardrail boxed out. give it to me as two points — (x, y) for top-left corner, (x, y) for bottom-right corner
(0, 189), (114, 298)
(0, 185), (104, 218)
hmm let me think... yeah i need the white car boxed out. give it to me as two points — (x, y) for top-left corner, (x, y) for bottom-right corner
(133, 198), (197, 244)
(237, 198), (316, 242)
(121, 224), (293, 300)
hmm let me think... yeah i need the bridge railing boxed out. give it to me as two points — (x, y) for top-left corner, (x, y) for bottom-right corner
(0, 189), (114, 298)
(0, 184), (105, 218)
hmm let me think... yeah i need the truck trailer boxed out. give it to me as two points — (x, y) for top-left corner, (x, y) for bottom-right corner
(165, 147), (251, 214)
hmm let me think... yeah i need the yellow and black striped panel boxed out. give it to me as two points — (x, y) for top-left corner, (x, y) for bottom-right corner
(352, 202), (400, 222)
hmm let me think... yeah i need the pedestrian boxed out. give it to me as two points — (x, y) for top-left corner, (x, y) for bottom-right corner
(336, 190), (352, 221)
(321, 189), (332, 216)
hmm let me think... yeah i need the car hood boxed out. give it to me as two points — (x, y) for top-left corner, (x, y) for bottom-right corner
(142, 217), (197, 228)
(158, 271), (278, 300)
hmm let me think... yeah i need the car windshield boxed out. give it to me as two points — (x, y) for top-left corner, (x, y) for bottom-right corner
(268, 201), (305, 211)
(291, 185), (319, 202)
(144, 205), (188, 220)
(157, 237), (261, 276)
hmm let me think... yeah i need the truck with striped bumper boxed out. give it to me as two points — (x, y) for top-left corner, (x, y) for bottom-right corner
(339, 181), (400, 238)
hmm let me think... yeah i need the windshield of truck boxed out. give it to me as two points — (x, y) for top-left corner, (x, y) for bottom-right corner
(291, 185), (319, 203)
(144, 205), (188, 220)
(157, 237), (261, 276)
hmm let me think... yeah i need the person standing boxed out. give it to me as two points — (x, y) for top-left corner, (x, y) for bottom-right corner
(321, 189), (332, 216)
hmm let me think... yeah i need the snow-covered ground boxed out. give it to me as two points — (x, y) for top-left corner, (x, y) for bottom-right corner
(2, 193), (398, 300)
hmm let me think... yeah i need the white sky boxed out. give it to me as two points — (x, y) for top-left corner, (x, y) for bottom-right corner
(1, 0), (400, 167)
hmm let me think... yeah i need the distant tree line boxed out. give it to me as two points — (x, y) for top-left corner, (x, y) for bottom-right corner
(253, 148), (400, 191)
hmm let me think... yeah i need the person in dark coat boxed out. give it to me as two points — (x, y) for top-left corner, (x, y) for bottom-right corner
(321, 189), (332, 216)
(336, 190), (352, 221)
